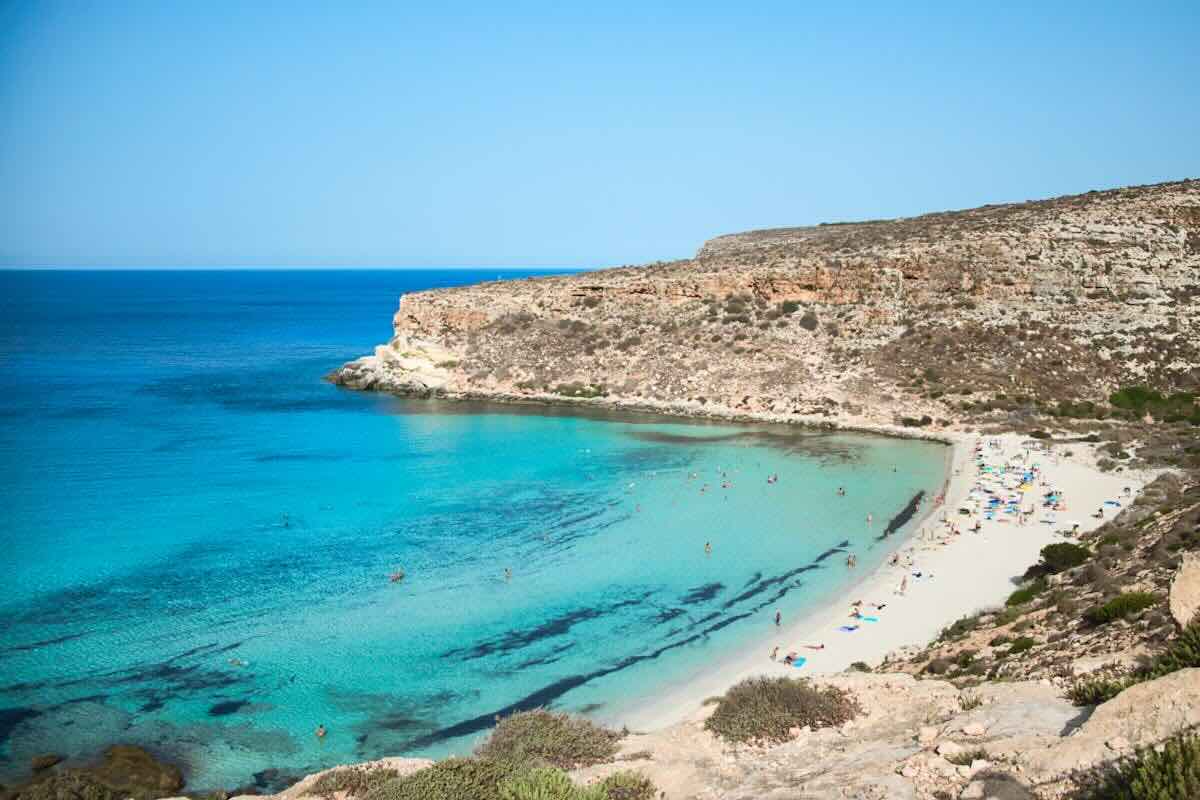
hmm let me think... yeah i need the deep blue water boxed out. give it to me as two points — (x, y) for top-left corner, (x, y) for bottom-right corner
(0, 270), (947, 789)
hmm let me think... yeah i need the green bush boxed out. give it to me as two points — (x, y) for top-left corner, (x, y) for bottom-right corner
(476, 710), (622, 769)
(1069, 620), (1200, 706)
(923, 657), (953, 675)
(362, 758), (520, 800)
(1007, 577), (1048, 606)
(1007, 636), (1037, 654)
(703, 676), (860, 744)
(1087, 731), (1200, 799)
(596, 771), (656, 800)
(497, 768), (605, 800)
(1040, 542), (1092, 573)
(308, 766), (400, 798)
(1085, 592), (1158, 625)
(1140, 619), (1200, 679)
(1069, 678), (1128, 706)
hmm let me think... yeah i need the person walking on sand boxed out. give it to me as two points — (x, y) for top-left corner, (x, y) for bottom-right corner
(775, 610), (782, 626)
(897, 575), (908, 595)
(770, 645), (779, 661)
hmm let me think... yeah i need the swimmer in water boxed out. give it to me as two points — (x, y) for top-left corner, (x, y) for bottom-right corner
(315, 724), (326, 739)
(774, 610), (782, 626)
(704, 541), (712, 555)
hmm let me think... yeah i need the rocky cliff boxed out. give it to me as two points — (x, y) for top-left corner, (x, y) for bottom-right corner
(331, 179), (1200, 428)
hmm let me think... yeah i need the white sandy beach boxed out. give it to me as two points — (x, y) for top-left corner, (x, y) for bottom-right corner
(620, 432), (1157, 731)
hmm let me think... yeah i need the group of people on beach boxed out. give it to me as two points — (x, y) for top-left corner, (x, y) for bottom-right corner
(767, 437), (1054, 670)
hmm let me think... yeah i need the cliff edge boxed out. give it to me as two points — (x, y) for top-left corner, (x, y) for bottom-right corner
(330, 180), (1200, 427)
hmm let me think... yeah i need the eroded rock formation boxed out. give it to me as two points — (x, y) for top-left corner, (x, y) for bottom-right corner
(331, 179), (1200, 427)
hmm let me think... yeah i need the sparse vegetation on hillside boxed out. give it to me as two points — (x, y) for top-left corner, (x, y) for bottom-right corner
(1082, 731), (1200, 800)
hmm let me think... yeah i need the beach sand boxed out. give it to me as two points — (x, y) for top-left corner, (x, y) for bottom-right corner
(620, 432), (1157, 730)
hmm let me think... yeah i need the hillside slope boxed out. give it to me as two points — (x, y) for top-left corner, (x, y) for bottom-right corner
(331, 179), (1200, 428)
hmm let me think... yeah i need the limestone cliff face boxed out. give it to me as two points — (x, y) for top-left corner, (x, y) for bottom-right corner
(331, 180), (1200, 425)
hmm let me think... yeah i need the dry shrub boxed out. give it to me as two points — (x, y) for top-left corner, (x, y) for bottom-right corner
(475, 709), (622, 770)
(703, 677), (860, 744)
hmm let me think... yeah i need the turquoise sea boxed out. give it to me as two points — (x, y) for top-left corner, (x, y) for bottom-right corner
(0, 270), (947, 790)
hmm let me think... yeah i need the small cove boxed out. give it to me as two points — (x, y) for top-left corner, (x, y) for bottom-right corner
(0, 270), (948, 789)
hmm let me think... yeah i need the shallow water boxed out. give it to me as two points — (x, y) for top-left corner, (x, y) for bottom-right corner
(0, 270), (947, 789)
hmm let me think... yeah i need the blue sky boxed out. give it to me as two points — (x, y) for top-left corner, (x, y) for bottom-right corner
(1, 1), (1197, 268)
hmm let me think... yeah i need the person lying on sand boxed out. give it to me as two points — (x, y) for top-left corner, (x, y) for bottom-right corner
(783, 651), (799, 665)
(801, 642), (826, 650)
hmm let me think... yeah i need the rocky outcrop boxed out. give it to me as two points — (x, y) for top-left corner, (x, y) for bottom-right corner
(331, 179), (1200, 428)
(1170, 552), (1200, 629)
(1021, 668), (1200, 796)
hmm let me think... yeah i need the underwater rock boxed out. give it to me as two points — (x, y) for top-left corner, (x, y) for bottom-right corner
(28, 756), (60, 773)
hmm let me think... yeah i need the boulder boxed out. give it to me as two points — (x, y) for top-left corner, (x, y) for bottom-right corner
(1021, 668), (1200, 782)
(30, 754), (62, 772)
(1169, 552), (1200, 628)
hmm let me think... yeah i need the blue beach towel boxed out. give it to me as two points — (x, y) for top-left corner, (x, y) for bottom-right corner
(838, 625), (859, 632)
(791, 657), (807, 669)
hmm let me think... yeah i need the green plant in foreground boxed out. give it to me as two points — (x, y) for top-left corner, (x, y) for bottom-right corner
(498, 768), (605, 800)
(704, 676), (860, 744)
(1068, 620), (1200, 706)
(596, 771), (657, 800)
(1069, 678), (1128, 706)
(476, 709), (623, 769)
(1085, 592), (1158, 626)
(308, 766), (400, 798)
(1087, 731), (1200, 799)
(1140, 618), (1200, 679)
(362, 758), (520, 800)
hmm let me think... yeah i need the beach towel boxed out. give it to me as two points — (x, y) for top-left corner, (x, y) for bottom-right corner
(1104, 500), (1121, 507)
(838, 625), (859, 632)
(860, 615), (879, 622)
(791, 657), (807, 668)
